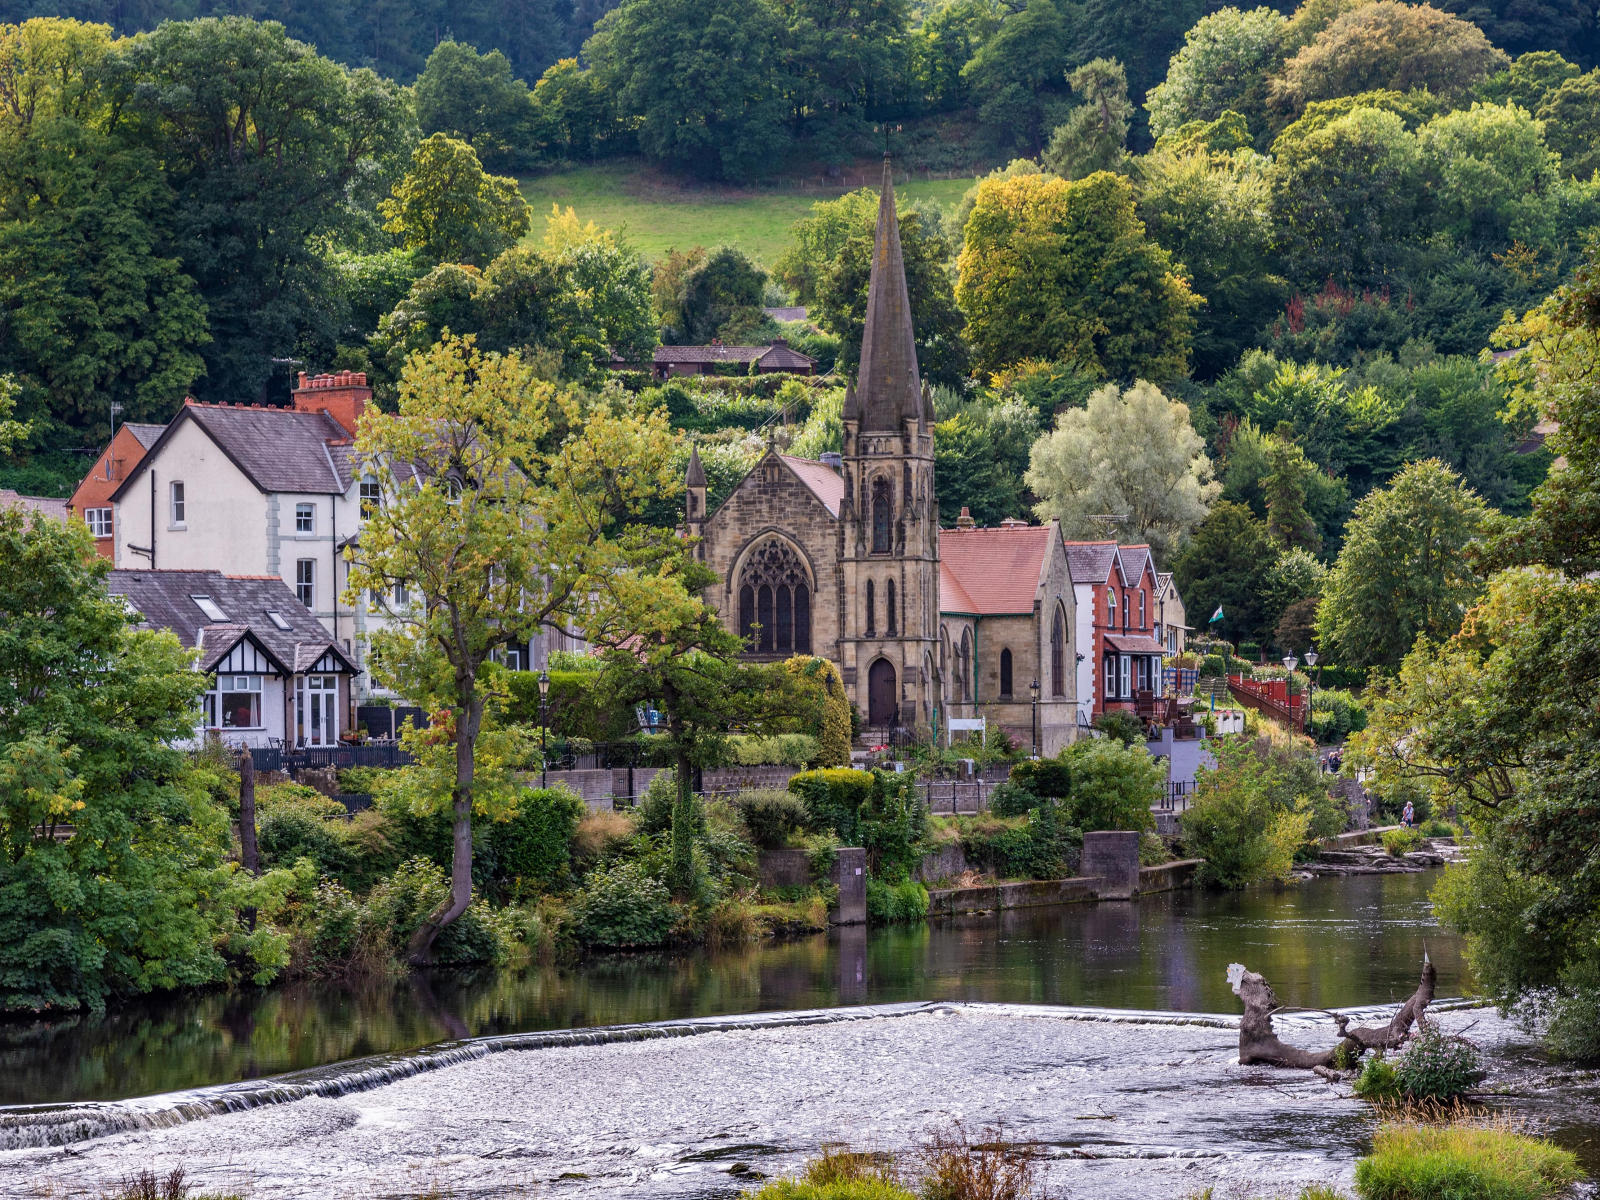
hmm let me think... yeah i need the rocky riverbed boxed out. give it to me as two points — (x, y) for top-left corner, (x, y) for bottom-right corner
(1301, 838), (1469, 878)
(2, 1000), (1593, 1200)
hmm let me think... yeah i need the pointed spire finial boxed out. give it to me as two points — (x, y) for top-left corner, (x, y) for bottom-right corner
(843, 376), (858, 421)
(685, 443), (706, 488)
(855, 156), (921, 433)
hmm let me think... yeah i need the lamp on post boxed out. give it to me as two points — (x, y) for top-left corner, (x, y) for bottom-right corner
(537, 669), (551, 788)
(1304, 648), (1319, 737)
(1030, 678), (1040, 757)
(1282, 655), (1299, 731)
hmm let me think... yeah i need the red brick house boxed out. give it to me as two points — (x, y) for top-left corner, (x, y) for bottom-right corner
(68, 421), (167, 557)
(1066, 540), (1166, 725)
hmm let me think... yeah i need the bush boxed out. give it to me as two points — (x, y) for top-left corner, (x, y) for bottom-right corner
(573, 861), (674, 947)
(1140, 832), (1170, 866)
(783, 655), (854, 768)
(483, 786), (585, 894)
(637, 769), (679, 834)
(736, 788), (809, 849)
(866, 877), (929, 923)
(1354, 1118), (1580, 1200)
(988, 779), (1041, 817)
(361, 858), (518, 965)
(956, 802), (1080, 880)
(1061, 739), (1161, 832)
(1394, 1021), (1485, 1101)
(1308, 687), (1368, 743)
(746, 1181), (915, 1200)
(1353, 1055), (1403, 1103)
(1093, 710), (1145, 747)
(729, 733), (819, 766)
(1238, 641), (1260, 660)
(335, 766), (392, 795)
(859, 771), (929, 880)
(789, 768), (876, 845)
(1383, 827), (1425, 857)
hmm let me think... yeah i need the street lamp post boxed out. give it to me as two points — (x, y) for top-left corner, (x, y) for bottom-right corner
(1030, 678), (1040, 757)
(1282, 655), (1299, 731)
(1304, 648), (1319, 742)
(537, 669), (551, 789)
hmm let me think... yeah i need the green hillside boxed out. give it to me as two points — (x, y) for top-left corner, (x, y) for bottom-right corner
(520, 162), (975, 265)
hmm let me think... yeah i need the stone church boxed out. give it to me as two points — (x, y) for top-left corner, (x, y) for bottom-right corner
(686, 158), (1080, 751)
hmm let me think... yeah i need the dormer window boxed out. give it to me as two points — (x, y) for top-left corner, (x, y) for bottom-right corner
(191, 595), (228, 622)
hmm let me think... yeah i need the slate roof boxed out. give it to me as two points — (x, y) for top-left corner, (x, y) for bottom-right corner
(125, 422), (166, 449)
(856, 157), (923, 431)
(1118, 544), (1153, 585)
(0, 490), (68, 522)
(111, 401), (354, 501)
(655, 342), (817, 370)
(107, 569), (357, 676)
(939, 522), (1053, 614)
(780, 454), (845, 516)
(1064, 541), (1120, 586)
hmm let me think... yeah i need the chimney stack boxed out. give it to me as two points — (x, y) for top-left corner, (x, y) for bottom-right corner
(955, 506), (976, 529)
(292, 370), (372, 436)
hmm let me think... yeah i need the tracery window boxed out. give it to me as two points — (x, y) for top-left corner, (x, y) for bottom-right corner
(872, 477), (892, 554)
(737, 538), (811, 654)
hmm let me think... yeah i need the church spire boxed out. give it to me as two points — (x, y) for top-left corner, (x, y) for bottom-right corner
(856, 155), (921, 433)
(685, 443), (707, 488)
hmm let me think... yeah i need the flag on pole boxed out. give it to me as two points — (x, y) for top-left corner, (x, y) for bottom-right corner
(1209, 605), (1224, 624)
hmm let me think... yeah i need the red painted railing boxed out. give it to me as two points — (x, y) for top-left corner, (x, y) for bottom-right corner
(1227, 674), (1305, 732)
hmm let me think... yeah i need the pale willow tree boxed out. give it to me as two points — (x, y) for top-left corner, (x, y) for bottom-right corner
(1026, 380), (1219, 559)
(346, 334), (678, 963)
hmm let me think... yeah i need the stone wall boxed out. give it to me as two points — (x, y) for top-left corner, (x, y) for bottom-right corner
(1081, 830), (1141, 899)
(926, 876), (1098, 915)
(914, 841), (968, 883)
(1137, 858), (1203, 893)
(758, 849), (814, 890)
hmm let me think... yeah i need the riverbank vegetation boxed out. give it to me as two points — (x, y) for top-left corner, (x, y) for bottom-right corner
(1354, 1115), (1581, 1200)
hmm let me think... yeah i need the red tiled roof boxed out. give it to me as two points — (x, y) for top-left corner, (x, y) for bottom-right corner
(938, 560), (980, 614)
(939, 523), (1053, 614)
(780, 455), (844, 516)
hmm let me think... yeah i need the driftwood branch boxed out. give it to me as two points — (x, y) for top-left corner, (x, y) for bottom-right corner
(1229, 958), (1436, 1070)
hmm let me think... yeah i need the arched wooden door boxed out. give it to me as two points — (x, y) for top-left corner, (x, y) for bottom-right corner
(868, 658), (898, 727)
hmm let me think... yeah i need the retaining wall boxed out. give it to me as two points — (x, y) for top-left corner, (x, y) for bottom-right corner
(1138, 858), (1203, 893)
(926, 876), (1100, 916)
(915, 841), (969, 883)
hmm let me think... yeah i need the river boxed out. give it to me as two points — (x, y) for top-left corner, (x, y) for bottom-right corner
(0, 871), (1465, 1107)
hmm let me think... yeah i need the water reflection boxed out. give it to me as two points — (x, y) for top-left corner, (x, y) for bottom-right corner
(0, 871), (1464, 1106)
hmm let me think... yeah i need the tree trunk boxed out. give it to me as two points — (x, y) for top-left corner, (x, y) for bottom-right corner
(238, 748), (259, 931)
(239, 748), (259, 874)
(1232, 959), (1438, 1070)
(407, 695), (482, 965)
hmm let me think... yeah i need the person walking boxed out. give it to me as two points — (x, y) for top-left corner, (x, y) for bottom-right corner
(1401, 799), (1415, 828)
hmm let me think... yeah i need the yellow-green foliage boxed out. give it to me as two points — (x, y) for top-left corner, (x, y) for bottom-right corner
(729, 733), (820, 766)
(1383, 826), (1425, 856)
(742, 1182), (915, 1200)
(785, 655), (853, 766)
(1355, 1118), (1581, 1200)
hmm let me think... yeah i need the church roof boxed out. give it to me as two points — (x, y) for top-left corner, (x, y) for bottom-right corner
(779, 455), (845, 516)
(939, 522), (1055, 614)
(856, 157), (922, 432)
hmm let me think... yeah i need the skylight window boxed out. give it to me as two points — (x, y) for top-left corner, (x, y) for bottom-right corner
(191, 595), (229, 622)
(266, 610), (292, 631)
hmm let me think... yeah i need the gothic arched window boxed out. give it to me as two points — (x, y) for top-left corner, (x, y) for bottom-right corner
(872, 477), (892, 554)
(738, 538), (812, 656)
(1000, 647), (1013, 697)
(1051, 606), (1066, 697)
(866, 579), (876, 636)
(959, 629), (971, 701)
(887, 579), (897, 635)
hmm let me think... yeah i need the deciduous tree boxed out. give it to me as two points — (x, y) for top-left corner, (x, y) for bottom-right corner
(381, 133), (532, 268)
(1171, 499), (1278, 643)
(1145, 7), (1288, 147)
(1041, 58), (1131, 181)
(347, 334), (678, 961)
(414, 40), (534, 171)
(955, 171), (1199, 380)
(1315, 458), (1488, 670)
(1027, 380), (1218, 559)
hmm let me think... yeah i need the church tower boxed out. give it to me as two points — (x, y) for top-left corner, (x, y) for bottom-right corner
(839, 156), (939, 732)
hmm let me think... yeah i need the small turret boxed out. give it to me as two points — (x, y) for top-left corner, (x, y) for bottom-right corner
(685, 444), (708, 556)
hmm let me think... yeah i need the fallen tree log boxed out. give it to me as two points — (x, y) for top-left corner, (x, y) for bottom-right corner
(1229, 957), (1437, 1069)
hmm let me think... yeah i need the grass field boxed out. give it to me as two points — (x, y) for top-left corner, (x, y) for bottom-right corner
(519, 160), (976, 265)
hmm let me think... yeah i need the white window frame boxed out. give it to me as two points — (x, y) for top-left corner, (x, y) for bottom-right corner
(295, 502), (315, 534)
(207, 674), (264, 730)
(169, 481), (186, 528)
(1140, 591), (1146, 628)
(1106, 588), (1116, 625)
(1119, 655), (1131, 698)
(360, 474), (381, 517)
(85, 508), (113, 537)
(296, 559), (316, 609)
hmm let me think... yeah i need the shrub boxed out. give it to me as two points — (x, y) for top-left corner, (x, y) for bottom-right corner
(483, 786), (586, 894)
(1140, 832), (1170, 866)
(1394, 1021), (1485, 1101)
(866, 877), (929, 923)
(1092, 710), (1145, 747)
(637, 769), (679, 834)
(362, 858), (518, 965)
(573, 861), (674, 947)
(1061, 738), (1161, 832)
(1546, 954), (1600, 1061)
(958, 815), (1038, 878)
(737, 789), (809, 849)
(789, 768), (876, 845)
(745, 1181), (915, 1200)
(1354, 1117), (1580, 1200)
(1238, 641), (1260, 660)
(1308, 687), (1368, 743)
(730, 733), (820, 766)
(1420, 819), (1456, 838)
(988, 779), (1041, 817)
(859, 771), (929, 880)
(335, 766), (392, 795)
(782, 655), (854, 767)
(1383, 827), (1425, 857)
(1008, 755), (1071, 799)
(1353, 1055), (1402, 1102)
